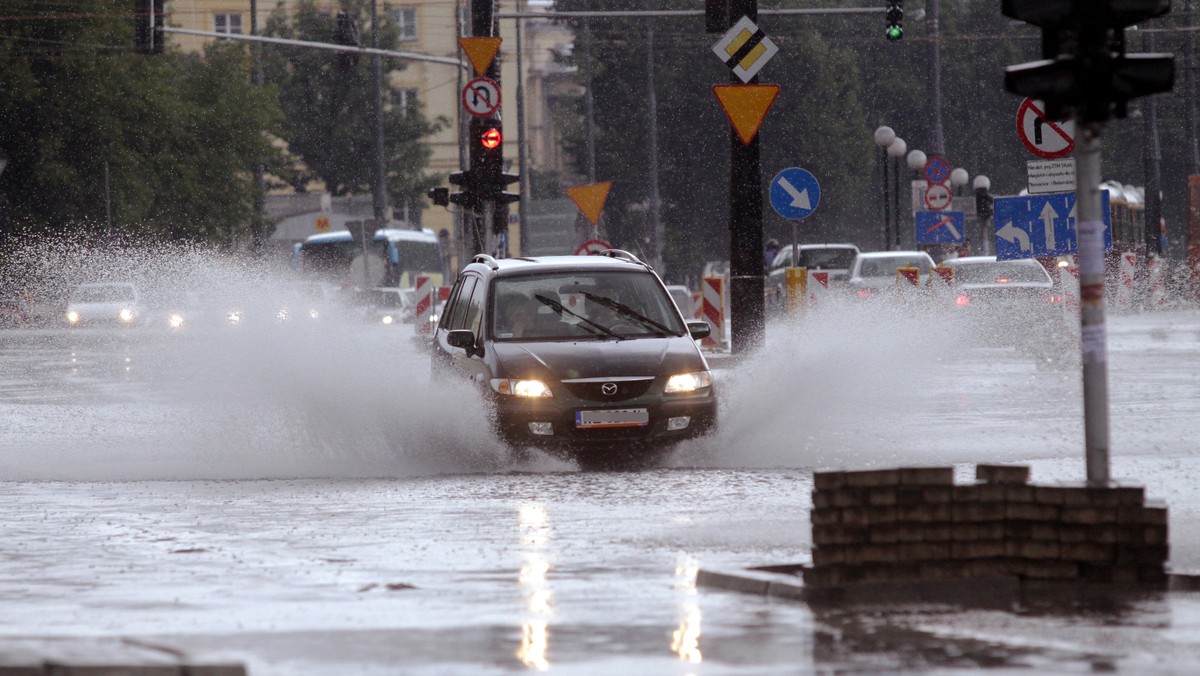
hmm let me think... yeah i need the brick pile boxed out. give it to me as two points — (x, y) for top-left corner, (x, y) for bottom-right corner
(806, 464), (1168, 588)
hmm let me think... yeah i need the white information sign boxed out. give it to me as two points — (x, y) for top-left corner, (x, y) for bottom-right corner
(1027, 158), (1076, 195)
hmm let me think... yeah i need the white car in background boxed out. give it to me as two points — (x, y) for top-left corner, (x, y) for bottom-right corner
(65, 282), (144, 327)
(847, 251), (937, 298)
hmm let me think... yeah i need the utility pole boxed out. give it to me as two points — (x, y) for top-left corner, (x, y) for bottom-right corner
(927, 0), (945, 155)
(370, 0), (388, 226)
(250, 0), (266, 253)
(646, 22), (663, 272)
(1143, 30), (1164, 261)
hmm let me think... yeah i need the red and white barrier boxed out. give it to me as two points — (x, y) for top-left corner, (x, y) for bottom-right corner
(1061, 263), (1080, 322)
(1115, 251), (1136, 311)
(807, 270), (831, 307)
(415, 275), (434, 332)
(700, 276), (725, 348)
(1148, 255), (1166, 309)
(690, 291), (702, 320)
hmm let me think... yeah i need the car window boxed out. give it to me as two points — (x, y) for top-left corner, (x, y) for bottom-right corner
(859, 256), (931, 277)
(448, 276), (477, 330)
(491, 271), (685, 341)
(798, 248), (857, 270)
(952, 261), (1051, 284)
(72, 285), (136, 303)
(466, 276), (487, 335)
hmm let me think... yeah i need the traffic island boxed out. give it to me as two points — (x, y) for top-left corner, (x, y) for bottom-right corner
(698, 464), (1190, 606)
(0, 637), (245, 675)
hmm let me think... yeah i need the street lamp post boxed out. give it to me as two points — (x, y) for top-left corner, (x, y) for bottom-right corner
(875, 126), (896, 251)
(906, 149), (927, 244)
(950, 167), (969, 252)
(888, 137), (907, 250)
(974, 175), (992, 256)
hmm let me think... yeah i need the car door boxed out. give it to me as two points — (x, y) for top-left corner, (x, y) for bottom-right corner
(434, 272), (489, 384)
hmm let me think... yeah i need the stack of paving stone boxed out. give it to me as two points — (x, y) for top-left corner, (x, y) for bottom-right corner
(806, 464), (1168, 589)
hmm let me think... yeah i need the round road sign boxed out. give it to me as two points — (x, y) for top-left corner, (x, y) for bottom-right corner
(924, 183), (952, 211)
(462, 76), (501, 118)
(924, 156), (951, 184)
(575, 239), (613, 256)
(1017, 98), (1075, 159)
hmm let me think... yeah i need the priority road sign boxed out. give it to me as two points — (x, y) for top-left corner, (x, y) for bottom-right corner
(462, 76), (501, 118)
(993, 191), (1112, 260)
(915, 211), (965, 244)
(711, 16), (778, 83)
(1017, 98), (1075, 160)
(769, 167), (820, 220)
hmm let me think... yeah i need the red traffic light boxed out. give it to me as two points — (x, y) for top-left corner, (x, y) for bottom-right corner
(481, 128), (502, 149)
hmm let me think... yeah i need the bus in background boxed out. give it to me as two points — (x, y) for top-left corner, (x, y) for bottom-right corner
(292, 226), (447, 291)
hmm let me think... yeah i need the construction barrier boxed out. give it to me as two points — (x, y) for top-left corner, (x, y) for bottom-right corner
(931, 265), (954, 289)
(1116, 251), (1136, 311)
(896, 266), (921, 287)
(415, 275), (435, 333)
(700, 276), (725, 349)
(807, 269), (833, 308)
(1148, 255), (1166, 309)
(690, 292), (702, 320)
(1060, 263), (1080, 321)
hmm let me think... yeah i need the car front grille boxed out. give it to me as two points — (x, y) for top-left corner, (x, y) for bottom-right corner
(561, 377), (655, 402)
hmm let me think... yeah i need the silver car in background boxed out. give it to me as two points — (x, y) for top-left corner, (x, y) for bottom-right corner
(65, 282), (143, 327)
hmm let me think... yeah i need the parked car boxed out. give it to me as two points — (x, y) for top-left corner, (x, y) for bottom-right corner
(432, 251), (717, 469)
(665, 284), (694, 320)
(65, 282), (144, 327)
(847, 250), (937, 298)
(939, 255), (1065, 345)
(765, 243), (860, 309)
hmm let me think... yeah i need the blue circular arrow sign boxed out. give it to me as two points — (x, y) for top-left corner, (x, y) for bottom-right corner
(769, 167), (821, 220)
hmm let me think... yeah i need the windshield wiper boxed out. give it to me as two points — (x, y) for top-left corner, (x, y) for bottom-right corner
(580, 292), (679, 336)
(533, 294), (624, 340)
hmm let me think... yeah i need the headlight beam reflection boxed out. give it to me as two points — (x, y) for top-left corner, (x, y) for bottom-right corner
(671, 554), (703, 664)
(516, 502), (553, 671)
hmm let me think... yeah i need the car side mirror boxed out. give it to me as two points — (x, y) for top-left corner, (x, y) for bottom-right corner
(446, 329), (476, 352)
(687, 321), (711, 340)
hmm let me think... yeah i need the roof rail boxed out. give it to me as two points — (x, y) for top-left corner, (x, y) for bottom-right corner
(471, 253), (500, 270)
(598, 249), (650, 268)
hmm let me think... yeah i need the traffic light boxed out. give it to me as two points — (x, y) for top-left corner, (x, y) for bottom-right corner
(885, 1), (904, 41)
(1003, 0), (1175, 123)
(333, 10), (361, 71)
(133, 0), (165, 55)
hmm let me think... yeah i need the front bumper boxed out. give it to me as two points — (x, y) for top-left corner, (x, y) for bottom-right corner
(493, 389), (717, 454)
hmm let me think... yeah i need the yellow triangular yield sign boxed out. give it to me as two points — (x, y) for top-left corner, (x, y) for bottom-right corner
(458, 37), (502, 75)
(566, 181), (612, 226)
(712, 84), (780, 145)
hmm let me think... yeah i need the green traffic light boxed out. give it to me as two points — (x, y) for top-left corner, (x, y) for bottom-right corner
(886, 25), (903, 41)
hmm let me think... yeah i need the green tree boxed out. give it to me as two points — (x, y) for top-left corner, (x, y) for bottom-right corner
(262, 0), (446, 212)
(0, 0), (281, 243)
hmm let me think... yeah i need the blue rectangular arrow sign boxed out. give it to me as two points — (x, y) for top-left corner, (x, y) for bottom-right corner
(993, 191), (1111, 260)
(915, 210), (965, 244)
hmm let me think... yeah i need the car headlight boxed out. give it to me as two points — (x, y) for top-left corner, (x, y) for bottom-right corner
(429, 313), (439, 324)
(665, 371), (713, 394)
(168, 313), (185, 329)
(381, 314), (395, 325)
(227, 310), (242, 325)
(490, 378), (553, 398)
(66, 310), (80, 324)
(277, 307), (290, 321)
(308, 308), (320, 320)
(118, 308), (135, 323)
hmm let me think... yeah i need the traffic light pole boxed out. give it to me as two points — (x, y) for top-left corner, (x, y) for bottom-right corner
(1076, 123), (1111, 486)
(728, 0), (765, 355)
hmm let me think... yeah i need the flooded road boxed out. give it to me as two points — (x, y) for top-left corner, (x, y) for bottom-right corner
(4, 304), (1200, 673)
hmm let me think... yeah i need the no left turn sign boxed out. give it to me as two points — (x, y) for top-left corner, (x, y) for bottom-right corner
(1017, 98), (1075, 159)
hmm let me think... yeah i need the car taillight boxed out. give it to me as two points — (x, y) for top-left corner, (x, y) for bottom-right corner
(995, 278), (1010, 284)
(1046, 294), (1063, 304)
(955, 295), (970, 307)
(857, 289), (872, 298)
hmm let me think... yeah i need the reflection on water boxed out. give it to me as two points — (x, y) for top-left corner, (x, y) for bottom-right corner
(517, 502), (553, 671)
(672, 554), (702, 664)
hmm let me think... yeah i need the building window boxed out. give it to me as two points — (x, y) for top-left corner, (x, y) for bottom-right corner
(391, 88), (419, 116)
(389, 7), (417, 41)
(214, 13), (243, 35)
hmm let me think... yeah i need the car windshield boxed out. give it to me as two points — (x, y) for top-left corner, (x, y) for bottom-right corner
(798, 248), (857, 269)
(858, 256), (929, 278)
(491, 271), (686, 341)
(71, 285), (135, 303)
(952, 261), (1050, 284)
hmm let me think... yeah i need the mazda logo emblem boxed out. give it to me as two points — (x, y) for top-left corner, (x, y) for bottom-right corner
(601, 383), (618, 396)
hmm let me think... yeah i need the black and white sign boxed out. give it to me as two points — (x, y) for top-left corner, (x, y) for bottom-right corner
(462, 76), (501, 118)
(1027, 158), (1076, 195)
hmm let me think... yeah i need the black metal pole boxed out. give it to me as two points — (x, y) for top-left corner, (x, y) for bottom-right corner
(881, 147), (892, 250)
(469, 0), (498, 255)
(250, 0), (266, 253)
(728, 0), (764, 355)
(1143, 30), (1163, 260)
(892, 155), (902, 250)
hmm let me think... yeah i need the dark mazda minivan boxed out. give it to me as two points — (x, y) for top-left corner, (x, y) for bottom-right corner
(432, 251), (717, 468)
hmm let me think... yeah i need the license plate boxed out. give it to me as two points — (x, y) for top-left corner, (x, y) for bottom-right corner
(575, 408), (649, 429)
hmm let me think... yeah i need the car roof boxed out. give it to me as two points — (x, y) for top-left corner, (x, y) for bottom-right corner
(855, 250), (932, 259)
(466, 255), (654, 278)
(942, 256), (1040, 267)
